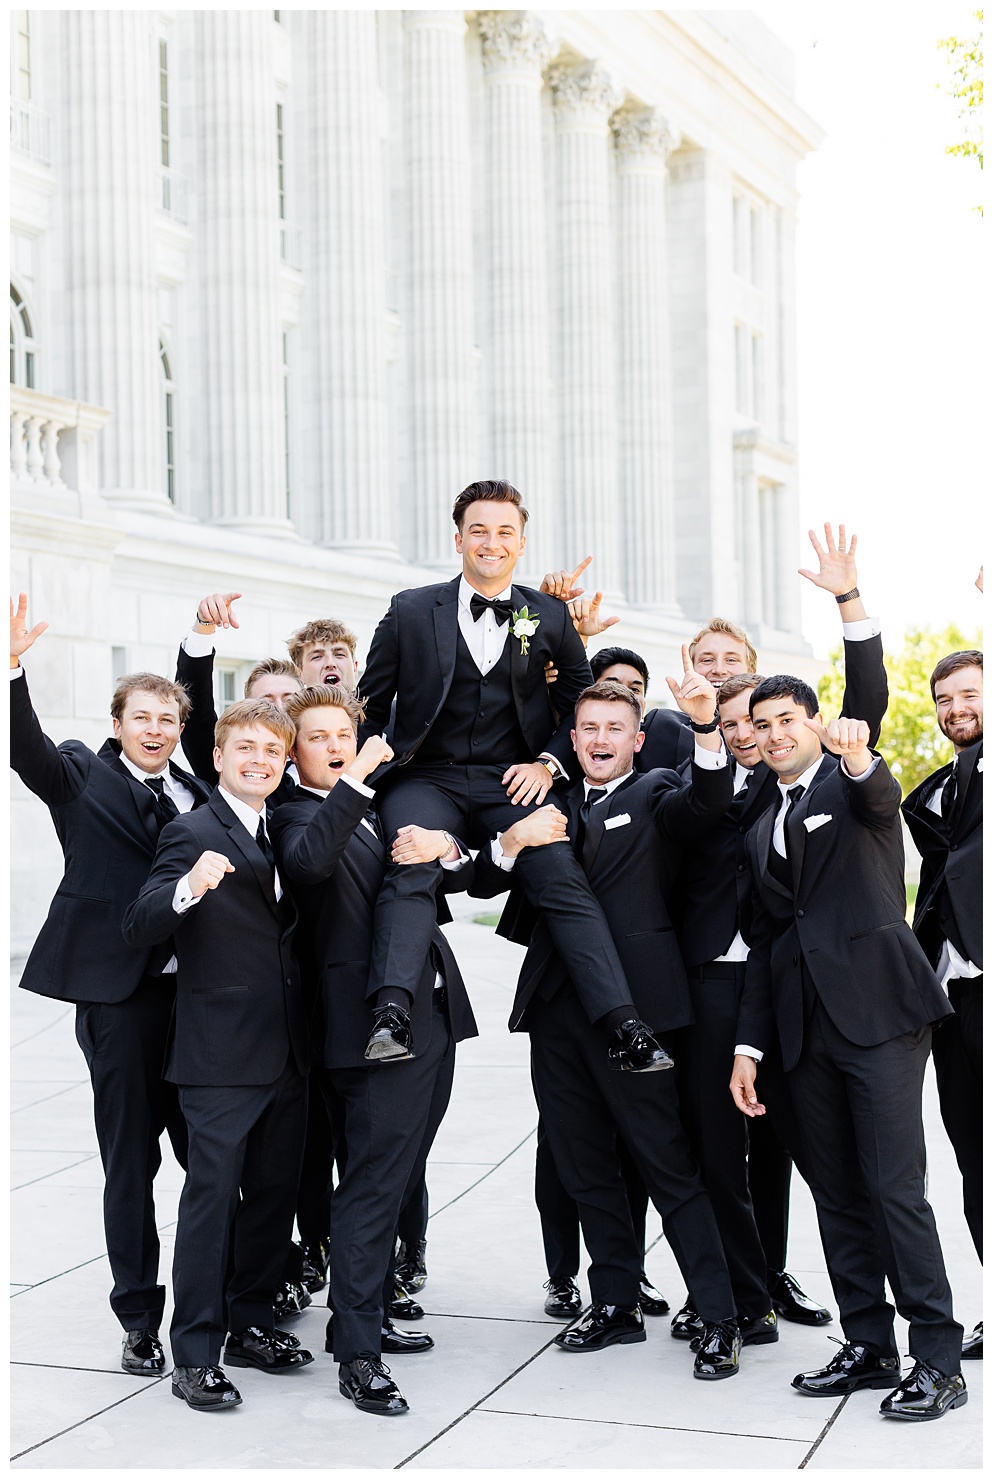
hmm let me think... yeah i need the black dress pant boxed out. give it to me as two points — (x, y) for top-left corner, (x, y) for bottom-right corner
(328, 992), (455, 1363)
(788, 989), (963, 1376)
(397, 1169), (429, 1248)
(74, 974), (188, 1331)
(372, 763), (632, 1022)
(931, 976), (982, 1261)
(170, 1058), (307, 1368)
(534, 1114), (649, 1284)
(528, 987), (735, 1322)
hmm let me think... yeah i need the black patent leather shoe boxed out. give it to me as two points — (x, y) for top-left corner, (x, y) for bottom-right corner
(172, 1365), (242, 1411)
(879, 1361), (968, 1420)
(364, 1006), (415, 1062)
(693, 1320), (741, 1380)
(396, 1238), (428, 1293)
(389, 1284), (424, 1321)
(325, 1315), (434, 1356)
(544, 1277), (583, 1318)
(962, 1321), (983, 1360)
(792, 1340), (901, 1396)
(224, 1325), (314, 1373)
(769, 1270), (832, 1326)
(301, 1238), (331, 1294)
(554, 1302), (646, 1352)
(272, 1279), (312, 1322)
(671, 1301), (705, 1341)
(638, 1278), (670, 1317)
(607, 1019), (674, 1073)
(339, 1353), (409, 1415)
(121, 1328), (166, 1376)
(739, 1309), (779, 1346)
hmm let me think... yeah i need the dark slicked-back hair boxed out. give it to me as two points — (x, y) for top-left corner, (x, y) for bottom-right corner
(749, 674), (820, 719)
(452, 479), (529, 531)
(590, 646), (650, 688)
(930, 650), (983, 701)
(574, 679), (643, 725)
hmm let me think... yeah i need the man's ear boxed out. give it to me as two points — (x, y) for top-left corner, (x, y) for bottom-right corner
(570, 728), (578, 753)
(454, 529), (463, 554)
(633, 727), (645, 752)
(111, 717), (122, 739)
(288, 744), (298, 765)
(213, 744), (223, 775)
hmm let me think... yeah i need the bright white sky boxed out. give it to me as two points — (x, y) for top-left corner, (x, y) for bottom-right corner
(755, 2), (986, 658)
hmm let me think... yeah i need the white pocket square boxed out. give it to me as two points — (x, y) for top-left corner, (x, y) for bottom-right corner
(603, 813), (631, 830)
(803, 813), (833, 833)
(978, 757), (984, 773)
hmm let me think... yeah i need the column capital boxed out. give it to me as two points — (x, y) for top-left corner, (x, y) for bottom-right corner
(611, 106), (677, 166)
(478, 11), (553, 76)
(549, 59), (622, 127)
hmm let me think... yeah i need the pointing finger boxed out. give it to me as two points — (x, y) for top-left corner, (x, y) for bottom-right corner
(568, 555), (593, 587)
(681, 643), (693, 675)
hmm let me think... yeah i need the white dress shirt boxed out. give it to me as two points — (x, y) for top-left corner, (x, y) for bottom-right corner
(712, 764), (759, 964)
(457, 575), (512, 676)
(924, 759), (982, 988)
(173, 785), (281, 913)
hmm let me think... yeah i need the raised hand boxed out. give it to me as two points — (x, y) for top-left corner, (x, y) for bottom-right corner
(10, 593), (48, 668)
(665, 643), (719, 726)
(977, 566), (984, 595)
(798, 523), (858, 597)
(730, 1054), (766, 1118)
(189, 850), (235, 897)
(804, 715), (872, 775)
(498, 806), (570, 857)
(567, 592), (621, 640)
(502, 760), (554, 807)
(540, 556), (593, 604)
(347, 735), (394, 783)
(196, 592), (243, 631)
(392, 824), (458, 865)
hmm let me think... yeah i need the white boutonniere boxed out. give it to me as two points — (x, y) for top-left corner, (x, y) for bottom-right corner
(510, 606), (540, 656)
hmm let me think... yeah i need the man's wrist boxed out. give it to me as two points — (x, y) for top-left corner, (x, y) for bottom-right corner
(10, 658), (21, 672)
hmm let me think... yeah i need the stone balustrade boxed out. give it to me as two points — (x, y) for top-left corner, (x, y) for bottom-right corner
(10, 386), (111, 495)
(10, 99), (53, 165)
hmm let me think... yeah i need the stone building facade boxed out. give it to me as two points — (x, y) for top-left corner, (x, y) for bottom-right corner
(10, 9), (822, 953)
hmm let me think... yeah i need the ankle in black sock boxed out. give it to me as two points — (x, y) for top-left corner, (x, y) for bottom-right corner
(599, 1005), (638, 1035)
(375, 987), (413, 1016)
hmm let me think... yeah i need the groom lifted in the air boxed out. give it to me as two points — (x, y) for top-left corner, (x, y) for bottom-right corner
(357, 480), (666, 1070)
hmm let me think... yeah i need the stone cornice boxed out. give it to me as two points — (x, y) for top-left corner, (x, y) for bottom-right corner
(478, 10), (553, 75)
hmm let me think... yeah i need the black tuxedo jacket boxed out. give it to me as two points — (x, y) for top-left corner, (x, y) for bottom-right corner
(676, 630), (890, 966)
(902, 741), (983, 970)
(357, 577), (593, 778)
(269, 783), (478, 1069)
(738, 755), (952, 1071)
(473, 761), (733, 1033)
(121, 789), (308, 1086)
(635, 706), (695, 773)
(10, 668), (211, 1005)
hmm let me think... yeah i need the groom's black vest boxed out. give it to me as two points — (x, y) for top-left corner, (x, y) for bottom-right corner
(415, 628), (530, 768)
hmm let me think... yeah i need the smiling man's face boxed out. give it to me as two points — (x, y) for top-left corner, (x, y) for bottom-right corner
(934, 664), (983, 753)
(113, 691), (183, 774)
(572, 699), (645, 785)
(719, 690), (761, 769)
(751, 697), (822, 782)
(455, 500), (526, 594)
(290, 706), (358, 791)
(213, 724), (288, 809)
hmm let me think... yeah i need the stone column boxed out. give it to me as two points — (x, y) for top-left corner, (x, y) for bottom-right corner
(404, 10), (476, 568)
(194, 11), (290, 532)
(734, 427), (763, 628)
(305, 12), (394, 552)
(550, 60), (622, 592)
(612, 107), (680, 612)
(478, 11), (553, 570)
(62, 12), (163, 507)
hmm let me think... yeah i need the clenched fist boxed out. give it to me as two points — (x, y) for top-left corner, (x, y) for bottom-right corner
(804, 715), (872, 775)
(189, 850), (235, 897)
(498, 805), (570, 858)
(347, 735), (394, 783)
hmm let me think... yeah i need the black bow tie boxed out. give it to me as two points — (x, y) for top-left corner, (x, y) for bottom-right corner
(469, 593), (513, 625)
(143, 774), (179, 826)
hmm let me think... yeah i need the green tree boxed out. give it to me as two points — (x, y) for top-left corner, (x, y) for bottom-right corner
(939, 10), (984, 211)
(818, 623), (983, 796)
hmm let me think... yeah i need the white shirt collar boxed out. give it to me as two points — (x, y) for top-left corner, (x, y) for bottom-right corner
(777, 756), (824, 800)
(119, 751), (168, 786)
(217, 784), (268, 838)
(458, 574), (513, 609)
(583, 771), (633, 801)
(299, 783), (331, 798)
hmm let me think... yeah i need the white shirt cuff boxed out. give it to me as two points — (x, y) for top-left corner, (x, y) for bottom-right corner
(181, 629), (216, 658)
(172, 874), (202, 914)
(440, 838), (469, 871)
(841, 617), (880, 641)
(539, 753), (565, 779)
(9, 665), (24, 680)
(735, 1043), (764, 1062)
(339, 771), (376, 799)
(491, 835), (517, 871)
(693, 741), (728, 770)
(841, 754), (881, 781)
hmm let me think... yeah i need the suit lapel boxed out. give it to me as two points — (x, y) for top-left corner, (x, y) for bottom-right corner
(739, 764), (775, 823)
(431, 578), (461, 715)
(102, 745), (161, 850)
(582, 773), (639, 874)
(754, 803), (792, 901)
(952, 741), (982, 833)
(787, 757), (835, 891)
(353, 811), (386, 863)
(508, 585), (531, 727)
(210, 790), (280, 916)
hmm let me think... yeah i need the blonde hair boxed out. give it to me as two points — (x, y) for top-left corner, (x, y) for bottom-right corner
(287, 618), (357, 668)
(214, 698), (295, 753)
(244, 657), (302, 698)
(283, 683), (366, 732)
(111, 673), (191, 724)
(688, 618), (758, 674)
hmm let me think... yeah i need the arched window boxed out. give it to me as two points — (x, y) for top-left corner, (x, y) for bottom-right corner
(10, 285), (36, 388)
(160, 340), (176, 502)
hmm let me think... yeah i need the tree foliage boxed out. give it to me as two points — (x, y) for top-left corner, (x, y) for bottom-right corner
(818, 623), (983, 797)
(939, 10), (984, 210)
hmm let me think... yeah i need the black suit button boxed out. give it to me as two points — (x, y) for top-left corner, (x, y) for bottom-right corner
(737, 864), (746, 873)
(481, 678), (489, 687)
(738, 826), (747, 834)
(285, 978), (292, 987)
(796, 909), (805, 918)
(792, 956), (798, 965)
(949, 843), (958, 851)
(479, 710), (486, 717)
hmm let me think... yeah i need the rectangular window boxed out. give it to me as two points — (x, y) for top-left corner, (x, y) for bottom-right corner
(759, 485), (781, 627)
(218, 669), (237, 710)
(17, 12), (31, 101)
(276, 102), (286, 221)
(111, 647), (129, 682)
(734, 324), (750, 417)
(751, 333), (763, 425)
(732, 194), (747, 277)
(164, 390), (175, 502)
(282, 330), (291, 515)
(159, 38), (170, 169)
(749, 206), (762, 287)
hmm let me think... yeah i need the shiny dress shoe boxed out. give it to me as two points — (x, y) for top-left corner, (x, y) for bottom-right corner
(879, 1360), (968, 1420)
(638, 1278), (670, 1317)
(224, 1325), (315, 1373)
(738, 1309), (779, 1346)
(272, 1328), (301, 1350)
(693, 1320), (742, 1380)
(670, 1301), (705, 1341)
(338, 1353), (409, 1416)
(396, 1237), (428, 1293)
(389, 1283), (425, 1321)
(121, 1328), (166, 1376)
(544, 1276), (583, 1318)
(325, 1316), (434, 1355)
(172, 1365), (242, 1411)
(607, 1019), (674, 1073)
(300, 1237), (331, 1294)
(792, 1340), (901, 1396)
(364, 1005), (415, 1062)
(962, 1321), (983, 1359)
(769, 1270), (832, 1326)
(554, 1302), (646, 1352)
(273, 1280), (312, 1321)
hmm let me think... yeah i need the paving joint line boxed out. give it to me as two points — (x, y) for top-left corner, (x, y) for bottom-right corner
(10, 1007), (74, 1050)
(426, 1128), (536, 1219)
(480, 1406), (810, 1444)
(12, 1360), (146, 1377)
(10, 1375), (168, 1462)
(11, 1082), (90, 1116)
(11, 1152), (100, 1191)
(798, 1394), (849, 1468)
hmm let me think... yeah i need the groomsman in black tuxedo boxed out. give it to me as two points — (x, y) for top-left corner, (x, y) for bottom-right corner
(123, 699), (314, 1411)
(9, 595), (210, 1378)
(357, 480), (659, 1069)
(731, 677), (966, 1421)
(477, 669), (746, 1379)
(270, 684), (478, 1417)
(903, 649), (983, 1360)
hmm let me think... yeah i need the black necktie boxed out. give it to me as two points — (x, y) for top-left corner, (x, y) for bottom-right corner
(469, 593), (513, 625)
(255, 817), (276, 876)
(940, 764), (958, 828)
(576, 786), (607, 856)
(143, 774), (179, 826)
(768, 784), (804, 889)
(732, 767), (756, 811)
